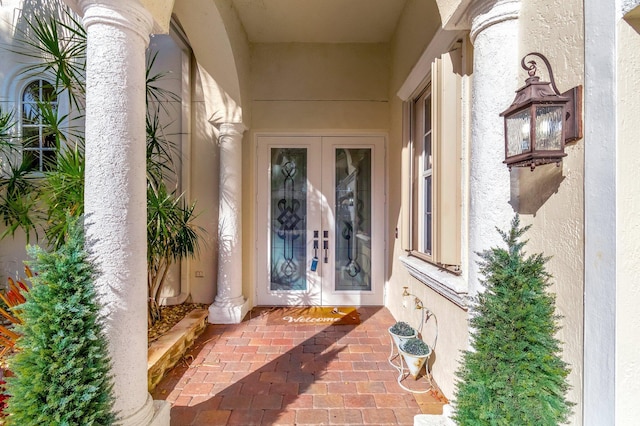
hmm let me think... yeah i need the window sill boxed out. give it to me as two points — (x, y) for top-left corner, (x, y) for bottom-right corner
(399, 255), (468, 310)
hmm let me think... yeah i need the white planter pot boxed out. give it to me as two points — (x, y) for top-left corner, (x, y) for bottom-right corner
(388, 326), (417, 348)
(399, 341), (432, 380)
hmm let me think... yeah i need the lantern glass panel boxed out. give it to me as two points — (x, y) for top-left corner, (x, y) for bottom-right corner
(535, 105), (563, 150)
(505, 109), (531, 157)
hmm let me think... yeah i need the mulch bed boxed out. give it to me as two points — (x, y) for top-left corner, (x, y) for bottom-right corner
(0, 303), (208, 356)
(148, 303), (208, 345)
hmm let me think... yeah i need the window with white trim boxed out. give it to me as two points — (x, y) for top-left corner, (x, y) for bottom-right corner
(405, 49), (463, 272)
(21, 79), (57, 172)
(415, 87), (434, 256)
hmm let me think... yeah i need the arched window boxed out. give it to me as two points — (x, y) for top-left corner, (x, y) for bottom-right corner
(21, 79), (57, 171)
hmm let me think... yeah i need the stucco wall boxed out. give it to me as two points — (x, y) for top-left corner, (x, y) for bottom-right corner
(0, 232), (28, 284)
(186, 66), (221, 304)
(250, 42), (390, 131)
(385, 0), (469, 400)
(147, 32), (189, 302)
(616, 14), (640, 424)
(517, 1), (584, 424)
(173, 0), (253, 304)
(247, 42), (390, 304)
(0, 1), (27, 282)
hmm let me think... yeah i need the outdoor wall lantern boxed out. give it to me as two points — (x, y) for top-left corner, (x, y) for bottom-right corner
(500, 52), (582, 170)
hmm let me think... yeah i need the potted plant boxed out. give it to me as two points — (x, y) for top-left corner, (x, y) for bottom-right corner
(399, 337), (431, 380)
(388, 321), (417, 348)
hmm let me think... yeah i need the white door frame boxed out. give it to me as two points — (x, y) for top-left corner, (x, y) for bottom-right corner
(254, 133), (386, 306)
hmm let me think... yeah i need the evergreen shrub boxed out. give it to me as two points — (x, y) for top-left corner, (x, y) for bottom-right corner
(6, 219), (116, 425)
(453, 216), (573, 425)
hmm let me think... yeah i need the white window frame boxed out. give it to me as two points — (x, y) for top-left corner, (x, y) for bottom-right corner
(397, 29), (470, 308)
(20, 78), (58, 172)
(416, 88), (434, 258)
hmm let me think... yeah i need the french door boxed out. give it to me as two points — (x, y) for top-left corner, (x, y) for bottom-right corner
(256, 135), (385, 306)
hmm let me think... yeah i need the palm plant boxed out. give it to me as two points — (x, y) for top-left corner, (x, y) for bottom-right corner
(10, 9), (86, 111)
(0, 1), (204, 325)
(40, 145), (84, 248)
(144, 50), (203, 325)
(0, 160), (40, 241)
(0, 4), (85, 244)
(0, 109), (17, 152)
(147, 184), (202, 325)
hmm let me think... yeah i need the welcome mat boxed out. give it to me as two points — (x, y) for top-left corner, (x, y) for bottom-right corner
(262, 306), (360, 326)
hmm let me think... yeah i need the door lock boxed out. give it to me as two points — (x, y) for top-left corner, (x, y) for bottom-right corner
(311, 230), (319, 271)
(323, 230), (329, 263)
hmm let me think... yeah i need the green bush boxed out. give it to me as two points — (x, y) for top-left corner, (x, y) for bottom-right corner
(453, 216), (573, 425)
(6, 218), (115, 425)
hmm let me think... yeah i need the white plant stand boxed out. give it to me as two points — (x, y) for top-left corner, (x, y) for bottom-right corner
(388, 305), (439, 394)
(388, 327), (416, 371)
(388, 330), (434, 394)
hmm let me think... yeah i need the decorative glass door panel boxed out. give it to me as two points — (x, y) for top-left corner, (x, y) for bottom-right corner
(270, 148), (307, 291)
(334, 148), (372, 292)
(257, 135), (384, 306)
(257, 137), (322, 306)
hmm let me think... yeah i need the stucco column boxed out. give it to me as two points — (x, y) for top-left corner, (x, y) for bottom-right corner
(79, 1), (168, 425)
(209, 122), (250, 324)
(467, 0), (521, 295)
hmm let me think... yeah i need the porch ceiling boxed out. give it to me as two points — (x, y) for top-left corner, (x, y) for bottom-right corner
(231, 0), (408, 43)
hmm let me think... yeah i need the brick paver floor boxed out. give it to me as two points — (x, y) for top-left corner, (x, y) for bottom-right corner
(152, 306), (446, 425)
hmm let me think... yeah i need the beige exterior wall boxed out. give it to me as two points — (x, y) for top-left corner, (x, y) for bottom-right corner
(0, 231), (28, 283)
(139, 0), (174, 33)
(246, 42), (390, 304)
(517, 2), (584, 423)
(211, 0), (252, 123)
(434, 0), (471, 30)
(617, 14), (640, 424)
(188, 67), (221, 304)
(173, 0), (253, 304)
(385, 1), (469, 400)
(250, 42), (390, 130)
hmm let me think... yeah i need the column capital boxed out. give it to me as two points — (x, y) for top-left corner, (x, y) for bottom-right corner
(437, 0), (520, 44)
(469, 0), (520, 43)
(217, 122), (247, 140)
(68, 0), (154, 44)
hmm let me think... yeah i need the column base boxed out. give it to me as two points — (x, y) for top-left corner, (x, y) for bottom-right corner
(413, 404), (454, 426)
(149, 400), (171, 426)
(208, 298), (250, 324)
(117, 395), (170, 426)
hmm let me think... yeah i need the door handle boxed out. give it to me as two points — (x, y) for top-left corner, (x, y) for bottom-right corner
(310, 230), (319, 271)
(323, 230), (329, 263)
(313, 230), (319, 258)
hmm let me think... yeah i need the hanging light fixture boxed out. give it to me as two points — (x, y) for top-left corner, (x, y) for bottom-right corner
(500, 52), (582, 170)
